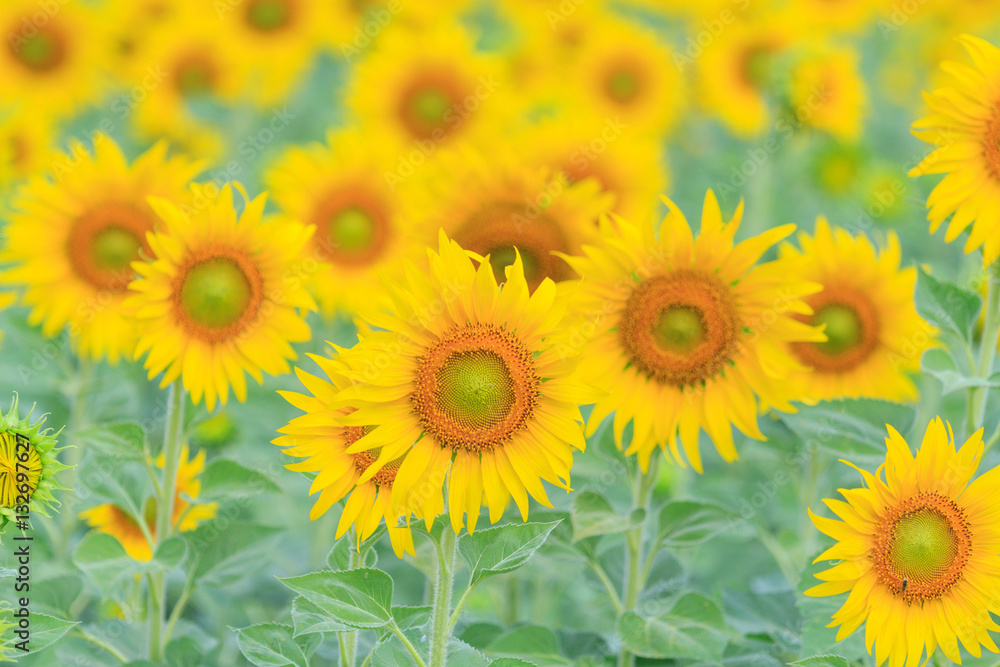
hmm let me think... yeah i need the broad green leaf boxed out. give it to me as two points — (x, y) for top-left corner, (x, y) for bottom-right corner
(198, 459), (281, 499)
(448, 637), (490, 667)
(327, 530), (382, 570)
(458, 521), (561, 588)
(31, 574), (84, 617)
(76, 422), (146, 461)
(489, 660), (538, 667)
(369, 627), (426, 667)
(376, 606), (431, 640)
(8, 612), (78, 656)
(187, 522), (279, 584)
(72, 533), (142, 594)
(570, 491), (639, 541)
(791, 656), (853, 667)
(78, 460), (150, 524)
(922, 349), (1000, 394)
(915, 268), (980, 339)
(279, 568), (393, 630)
(461, 623), (505, 650)
(486, 625), (571, 665)
(290, 596), (349, 636)
(165, 636), (204, 667)
(155, 536), (187, 570)
(657, 500), (733, 548)
(232, 623), (309, 667)
(780, 400), (914, 462)
(617, 593), (728, 661)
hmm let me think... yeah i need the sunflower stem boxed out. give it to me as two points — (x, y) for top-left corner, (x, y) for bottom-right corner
(618, 456), (660, 667)
(148, 382), (185, 662)
(429, 527), (457, 667)
(970, 263), (1000, 436)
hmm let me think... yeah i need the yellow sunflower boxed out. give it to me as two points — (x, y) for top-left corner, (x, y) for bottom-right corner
(333, 231), (602, 534)
(275, 358), (426, 557)
(346, 21), (508, 152)
(789, 45), (867, 141)
(0, 0), (105, 120)
(780, 218), (934, 403)
(0, 135), (204, 364)
(806, 417), (1000, 667)
(909, 34), (1000, 265)
(325, 0), (471, 53)
(264, 128), (422, 317)
(561, 191), (825, 473)
(0, 110), (53, 189)
(125, 183), (317, 411)
(407, 143), (613, 291)
(80, 444), (218, 562)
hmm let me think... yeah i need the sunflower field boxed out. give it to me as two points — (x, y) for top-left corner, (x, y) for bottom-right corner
(3, 0), (1000, 666)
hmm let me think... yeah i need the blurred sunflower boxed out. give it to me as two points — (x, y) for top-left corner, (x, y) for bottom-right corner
(0, 111), (53, 188)
(806, 418), (1000, 667)
(347, 22), (507, 151)
(264, 128), (421, 317)
(126, 183), (316, 411)
(102, 0), (181, 81)
(0, 0), (105, 120)
(781, 219), (933, 403)
(909, 35), (1000, 265)
(275, 358), (424, 557)
(334, 231), (601, 533)
(409, 144), (613, 291)
(789, 0), (878, 34)
(80, 445), (217, 561)
(811, 142), (866, 197)
(0, 394), (69, 534)
(562, 191), (825, 473)
(788, 45), (867, 141)
(0, 135), (204, 364)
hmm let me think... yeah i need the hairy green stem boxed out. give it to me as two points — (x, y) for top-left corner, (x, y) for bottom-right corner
(618, 456), (660, 667)
(970, 263), (1000, 435)
(429, 528), (457, 667)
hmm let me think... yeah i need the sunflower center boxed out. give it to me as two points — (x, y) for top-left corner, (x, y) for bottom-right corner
(312, 188), (391, 266)
(331, 207), (376, 252)
(180, 259), (253, 330)
(67, 202), (154, 292)
(0, 431), (41, 508)
(411, 89), (451, 125)
(605, 67), (641, 104)
(12, 27), (66, 73)
(873, 492), (972, 604)
(792, 288), (879, 373)
(175, 56), (217, 96)
(453, 201), (572, 290)
(412, 323), (540, 452)
(740, 43), (772, 89)
(621, 270), (740, 387)
(398, 73), (466, 140)
(246, 0), (293, 31)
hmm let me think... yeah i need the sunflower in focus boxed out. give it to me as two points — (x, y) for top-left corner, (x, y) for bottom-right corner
(562, 191), (825, 473)
(781, 219), (933, 403)
(409, 144), (613, 291)
(0, 0), (105, 120)
(334, 231), (602, 534)
(347, 22), (507, 152)
(80, 445), (217, 561)
(275, 358), (427, 557)
(264, 129), (422, 317)
(126, 183), (316, 411)
(806, 418), (1000, 667)
(0, 394), (69, 534)
(909, 34), (1000, 265)
(0, 135), (204, 364)
(788, 45), (867, 141)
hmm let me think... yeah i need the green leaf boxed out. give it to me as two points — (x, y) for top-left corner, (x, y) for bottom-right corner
(154, 536), (187, 570)
(570, 491), (640, 541)
(76, 422), (146, 461)
(791, 656), (853, 667)
(165, 636), (204, 667)
(10, 612), (78, 656)
(656, 500), (733, 548)
(233, 623), (309, 667)
(448, 637), (490, 667)
(72, 533), (141, 594)
(486, 625), (571, 665)
(461, 622), (505, 650)
(617, 593), (728, 661)
(31, 574), (84, 617)
(198, 459), (281, 499)
(489, 660), (538, 667)
(922, 348), (1000, 394)
(780, 399), (914, 463)
(187, 522), (279, 584)
(376, 606), (430, 640)
(327, 530), (382, 570)
(278, 568), (393, 630)
(290, 596), (349, 636)
(458, 521), (561, 588)
(915, 268), (980, 339)
(368, 627), (426, 667)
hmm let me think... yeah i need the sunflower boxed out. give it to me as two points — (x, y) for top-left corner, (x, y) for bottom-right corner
(788, 45), (867, 141)
(0, 394), (70, 534)
(333, 231), (602, 534)
(346, 21), (508, 152)
(780, 218), (933, 403)
(806, 418), (1000, 667)
(126, 183), (317, 412)
(787, 0), (878, 34)
(0, 111), (53, 189)
(408, 143), (613, 291)
(517, 114), (668, 228)
(325, 0), (470, 53)
(275, 358), (426, 557)
(80, 445), (217, 561)
(909, 34), (1000, 265)
(0, 0), (105, 121)
(264, 128), (422, 317)
(0, 135), (204, 365)
(561, 191), (825, 473)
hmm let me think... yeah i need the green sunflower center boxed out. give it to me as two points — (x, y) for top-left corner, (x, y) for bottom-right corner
(813, 304), (863, 356)
(0, 431), (41, 508)
(176, 61), (214, 95)
(246, 0), (292, 31)
(180, 258), (253, 330)
(330, 207), (377, 253)
(889, 509), (960, 584)
(607, 68), (640, 103)
(411, 88), (451, 125)
(92, 227), (142, 272)
(653, 306), (707, 354)
(14, 29), (64, 72)
(435, 351), (516, 431)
